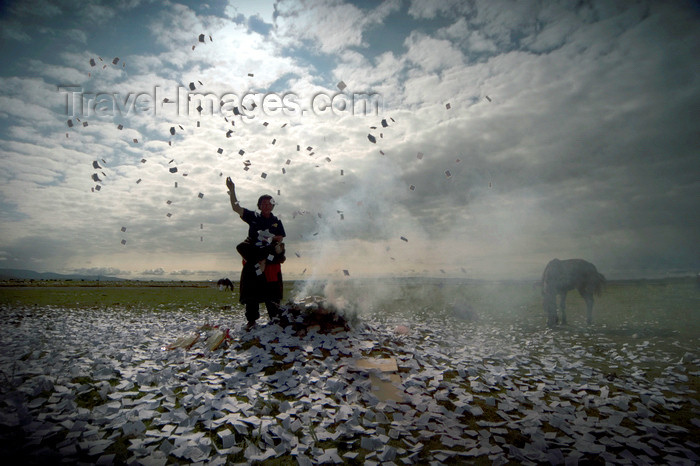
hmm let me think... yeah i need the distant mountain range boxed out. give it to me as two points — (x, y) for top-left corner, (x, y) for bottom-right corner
(0, 268), (124, 281)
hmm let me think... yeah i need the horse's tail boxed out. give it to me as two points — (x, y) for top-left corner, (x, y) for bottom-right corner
(592, 271), (606, 296)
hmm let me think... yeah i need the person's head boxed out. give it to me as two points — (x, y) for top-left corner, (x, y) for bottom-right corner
(257, 194), (275, 215)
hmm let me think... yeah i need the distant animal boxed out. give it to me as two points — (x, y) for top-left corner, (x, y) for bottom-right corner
(541, 258), (606, 327)
(217, 278), (234, 292)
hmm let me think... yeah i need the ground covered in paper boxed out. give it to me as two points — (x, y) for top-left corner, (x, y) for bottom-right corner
(0, 301), (699, 465)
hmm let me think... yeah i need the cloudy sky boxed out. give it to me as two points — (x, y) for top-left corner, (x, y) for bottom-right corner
(0, 0), (698, 281)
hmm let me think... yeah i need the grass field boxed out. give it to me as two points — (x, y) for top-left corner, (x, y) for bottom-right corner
(0, 280), (238, 310)
(0, 277), (698, 464)
(2, 277), (697, 333)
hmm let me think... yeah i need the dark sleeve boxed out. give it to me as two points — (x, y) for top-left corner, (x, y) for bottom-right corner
(241, 208), (255, 225)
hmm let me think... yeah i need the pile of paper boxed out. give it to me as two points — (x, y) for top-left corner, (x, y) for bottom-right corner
(0, 304), (698, 464)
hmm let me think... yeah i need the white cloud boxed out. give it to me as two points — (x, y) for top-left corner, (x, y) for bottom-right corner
(224, 0), (275, 24)
(72, 266), (131, 276)
(274, 0), (398, 54)
(404, 31), (465, 73)
(438, 18), (498, 55)
(407, 0), (466, 20)
(8, 0), (62, 18)
(79, 2), (117, 24)
(0, 21), (32, 41)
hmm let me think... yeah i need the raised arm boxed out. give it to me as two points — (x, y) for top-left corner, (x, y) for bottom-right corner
(226, 176), (244, 216)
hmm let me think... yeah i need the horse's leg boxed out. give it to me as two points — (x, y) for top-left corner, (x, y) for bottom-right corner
(559, 291), (567, 324)
(543, 292), (557, 327)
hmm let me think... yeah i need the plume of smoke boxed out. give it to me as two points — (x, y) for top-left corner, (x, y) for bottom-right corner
(289, 170), (428, 319)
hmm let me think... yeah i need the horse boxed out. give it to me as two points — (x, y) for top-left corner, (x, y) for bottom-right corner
(541, 258), (606, 327)
(217, 278), (234, 292)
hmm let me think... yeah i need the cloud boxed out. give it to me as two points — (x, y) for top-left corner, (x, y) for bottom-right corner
(169, 269), (221, 277)
(224, 0), (275, 24)
(0, 21), (32, 41)
(437, 18), (499, 56)
(72, 266), (131, 276)
(7, 0), (62, 18)
(79, 2), (116, 24)
(403, 31), (465, 72)
(0, 235), (77, 271)
(275, 0), (399, 54)
(407, 0), (465, 20)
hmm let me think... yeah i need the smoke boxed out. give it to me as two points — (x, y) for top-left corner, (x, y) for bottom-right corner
(286, 153), (438, 317)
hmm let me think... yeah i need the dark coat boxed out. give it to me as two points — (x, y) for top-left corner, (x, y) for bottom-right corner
(237, 241), (285, 304)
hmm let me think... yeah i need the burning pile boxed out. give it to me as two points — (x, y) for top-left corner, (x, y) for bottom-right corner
(276, 296), (352, 335)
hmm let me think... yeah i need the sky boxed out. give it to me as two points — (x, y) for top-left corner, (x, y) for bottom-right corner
(0, 0), (698, 282)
